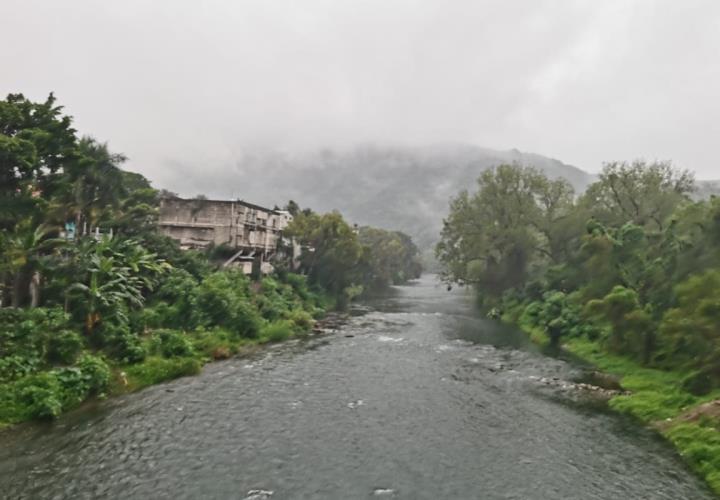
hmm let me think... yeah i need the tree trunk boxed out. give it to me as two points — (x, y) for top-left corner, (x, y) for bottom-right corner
(548, 325), (562, 349)
(0, 271), (10, 307)
(29, 271), (41, 308)
(11, 270), (24, 307)
(75, 212), (83, 237)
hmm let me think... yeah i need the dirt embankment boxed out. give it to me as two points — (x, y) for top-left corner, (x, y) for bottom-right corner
(656, 399), (720, 431)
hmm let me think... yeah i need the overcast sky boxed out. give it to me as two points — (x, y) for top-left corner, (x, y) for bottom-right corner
(3, 0), (719, 183)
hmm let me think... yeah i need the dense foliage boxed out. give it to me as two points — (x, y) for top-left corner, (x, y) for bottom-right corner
(438, 161), (720, 492)
(357, 226), (422, 289)
(0, 93), (420, 426)
(437, 161), (719, 370)
(284, 207), (422, 304)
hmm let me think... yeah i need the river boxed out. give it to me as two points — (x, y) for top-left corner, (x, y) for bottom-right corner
(0, 275), (714, 499)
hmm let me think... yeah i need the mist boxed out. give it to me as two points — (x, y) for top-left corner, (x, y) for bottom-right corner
(3, 0), (720, 194)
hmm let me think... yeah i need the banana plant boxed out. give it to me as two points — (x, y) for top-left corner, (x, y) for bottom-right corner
(66, 237), (170, 334)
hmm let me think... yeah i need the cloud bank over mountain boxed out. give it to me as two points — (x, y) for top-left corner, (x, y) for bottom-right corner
(3, 1), (720, 184)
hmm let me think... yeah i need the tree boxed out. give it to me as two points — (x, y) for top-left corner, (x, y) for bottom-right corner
(0, 93), (78, 228)
(357, 227), (422, 288)
(584, 286), (654, 362)
(284, 210), (363, 301)
(659, 270), (720, 384)
(532, 176), (580, 264)
(670, 196), (720, 281)
(52, 137), (127, 236)
(436, 164), (573, 303)
(110, 171), (159, 237)
(284, 200), (300, 216)
(581, 160), (694, 231)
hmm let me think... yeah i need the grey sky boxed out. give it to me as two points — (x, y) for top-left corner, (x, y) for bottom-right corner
(3, 0), (719, 183)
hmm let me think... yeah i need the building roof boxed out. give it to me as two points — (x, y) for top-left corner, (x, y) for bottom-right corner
(161, 196), (283, 214)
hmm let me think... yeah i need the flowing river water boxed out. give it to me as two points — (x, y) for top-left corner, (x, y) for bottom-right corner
(0, 275), (714, 499)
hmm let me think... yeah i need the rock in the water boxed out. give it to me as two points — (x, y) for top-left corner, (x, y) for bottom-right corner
(244, 489), (274, 500)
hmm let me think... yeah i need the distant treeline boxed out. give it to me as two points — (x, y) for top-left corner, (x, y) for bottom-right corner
(283, 201), (422, 303)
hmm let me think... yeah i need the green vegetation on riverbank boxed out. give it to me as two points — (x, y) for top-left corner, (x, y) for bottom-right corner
(523, 327), (720, 494)
(438, 161), (720, 494)
(0, 270), (327, 427)
(0, 93), (421, 428)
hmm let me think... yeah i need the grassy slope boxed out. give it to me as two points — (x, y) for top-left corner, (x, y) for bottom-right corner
(520, 322), (720, 495)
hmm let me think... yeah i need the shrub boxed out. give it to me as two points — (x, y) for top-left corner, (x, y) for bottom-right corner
(14, 373), (63, 419)
(192, 271), (262, 337)
(0, 307), (70, 364)
(285, 309), (314, 332)
(523, 293), (578, 345)
(150, 269), (200, 329)
(231, 301), (263, 338)
(47, 330), (84, 364)
(584, 286), (655, 359)
(123, 356), (202, 390)
(53, 367), (89, 406)
(281, 271), (311, 301)
(77, 354), (110, 394)
(140, 304), (165, 329)
(51, 354), (110, 407)
(261, 321), (294, 343)
(0, 354), (41, 384)
(98, 324), (146, 364)
(520, 301), (541, 325)
(191, 328), (239, 358)
(154, 330), (195, 358)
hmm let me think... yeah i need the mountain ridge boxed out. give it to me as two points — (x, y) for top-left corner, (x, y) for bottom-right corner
(167, 144), (595, 253)
(165, 144), (719, 260)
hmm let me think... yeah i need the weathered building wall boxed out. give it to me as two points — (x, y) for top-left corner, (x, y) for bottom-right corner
(157, 197), (292, 273)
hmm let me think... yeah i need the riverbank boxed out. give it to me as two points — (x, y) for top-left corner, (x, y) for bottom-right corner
(519, 323), (720, 496)
(0, 265), (344, 430)
(109, 311), (347, 395)
(0, 311), (347, 431)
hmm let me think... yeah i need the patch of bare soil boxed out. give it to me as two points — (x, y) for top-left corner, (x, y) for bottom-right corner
(655, 399), (720, 430)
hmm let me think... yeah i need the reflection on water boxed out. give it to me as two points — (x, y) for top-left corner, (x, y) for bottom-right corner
(0, 275), (713, 499)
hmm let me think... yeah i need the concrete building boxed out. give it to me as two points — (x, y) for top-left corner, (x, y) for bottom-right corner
(158, 196), (292, 274)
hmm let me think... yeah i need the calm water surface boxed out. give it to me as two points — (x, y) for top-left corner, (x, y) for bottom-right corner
(0, 275), (714, 499)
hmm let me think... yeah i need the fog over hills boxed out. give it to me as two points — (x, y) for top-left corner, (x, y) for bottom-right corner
(164, 144), (720, 257)
(166, 144), (594, 253)
(695, 180), (720, 201)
